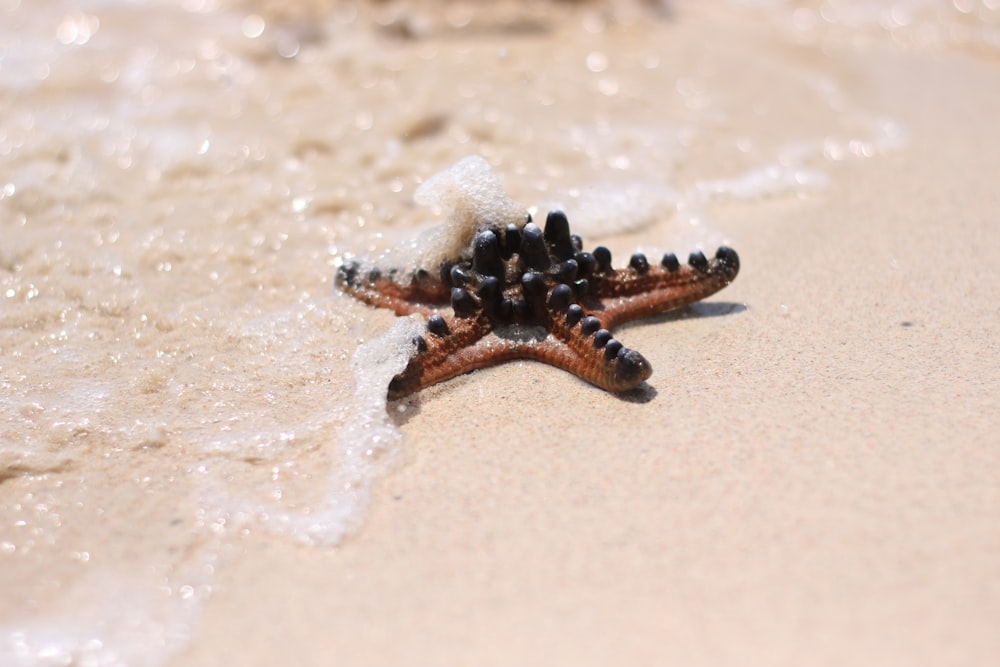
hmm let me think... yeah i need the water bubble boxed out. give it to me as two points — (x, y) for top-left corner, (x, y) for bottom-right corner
(586, 51), (608, 73)
(241, 14), (265, 39)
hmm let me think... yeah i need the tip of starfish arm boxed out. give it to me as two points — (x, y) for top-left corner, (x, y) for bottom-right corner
(610, 347), (653, 391)
(335, 259), (360, 287)
(714, 246), (740, 274)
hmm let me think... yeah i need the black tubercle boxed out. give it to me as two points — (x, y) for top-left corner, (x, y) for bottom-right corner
(544, 210), (575, 261)
(477, 276), (509, 322)
(413, 335), (428, 352)
(337, 261), (359, 286)
(688, 250), (709, 272)
(451, 288), (479, 318)
(661, 252), (679, 272)
(715, 246), (740, 272)
(476, 276), (501, 303)
(604, 339), (623, 360)
(449, 264), (471, 287)
(581, 316), (601, 335)
(593, 246), (612, 272)
(522, 271), (547, 294)
(615, 348), (650, 385)
(555, 259), (578, 283)
(575, 252), (596, 277)
(566, 304), (584, 327)
(428, 314), (450, 337)
(629, 253), (650, 274)
(593, 329), (612, 348)
(549, 284), (574, 312)
(473, 230), (504, 278)
(519, 223), (551, 271)
(521, 271), (548, 322)
(413, 267), (434, 289)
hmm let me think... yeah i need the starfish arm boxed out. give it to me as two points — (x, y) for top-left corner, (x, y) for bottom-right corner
(388, 315), (498, 398)
(391, 324), (652, 398)
(588, 247), (740, 330)
(517, 333), (653, 392)
(336, 261), (449, 317)
(511, 310), (653, 392)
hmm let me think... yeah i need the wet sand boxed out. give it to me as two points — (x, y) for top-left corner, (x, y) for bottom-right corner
(2, 2), (999, 666)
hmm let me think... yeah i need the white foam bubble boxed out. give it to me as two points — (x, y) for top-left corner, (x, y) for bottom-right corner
(221, 316), (423, 547)
(692, 161), (828, 201)
(1, 555), (216, 667)
(413, 155), (528, 253)
(539, 180), (682, 237)
(348, 156), (529, 277)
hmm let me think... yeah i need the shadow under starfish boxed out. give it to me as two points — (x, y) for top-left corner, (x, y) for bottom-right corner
(337, 210), (740, 399)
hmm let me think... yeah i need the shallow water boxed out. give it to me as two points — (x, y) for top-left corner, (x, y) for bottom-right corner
(1, 0), (995, 664)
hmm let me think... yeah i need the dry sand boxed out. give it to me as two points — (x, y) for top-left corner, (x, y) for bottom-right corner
(2, 2), (999, 666)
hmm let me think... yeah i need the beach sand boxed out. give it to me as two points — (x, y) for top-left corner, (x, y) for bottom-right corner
(2, 2), (999, 666)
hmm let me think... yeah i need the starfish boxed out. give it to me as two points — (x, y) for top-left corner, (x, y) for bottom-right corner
(337, 210), (739, 399)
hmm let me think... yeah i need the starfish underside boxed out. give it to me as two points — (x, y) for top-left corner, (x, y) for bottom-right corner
(337, 211), (740, 399)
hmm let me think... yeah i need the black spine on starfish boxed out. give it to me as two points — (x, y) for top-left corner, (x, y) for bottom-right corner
(336, 210), (740, 398)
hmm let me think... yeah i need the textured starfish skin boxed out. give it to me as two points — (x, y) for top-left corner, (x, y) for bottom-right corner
(337, 211), (739, 399)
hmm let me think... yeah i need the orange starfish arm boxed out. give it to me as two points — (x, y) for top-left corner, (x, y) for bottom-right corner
(387, 314), (494, 398)
(585, 247), (740, 329)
